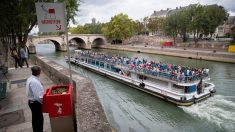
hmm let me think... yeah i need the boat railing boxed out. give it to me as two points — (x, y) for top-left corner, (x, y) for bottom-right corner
(130, 67), (208, 83)
(74, 55), (209, 83)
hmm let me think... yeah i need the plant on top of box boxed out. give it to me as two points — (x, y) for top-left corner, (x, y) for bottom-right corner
(50, 86), (69, 95)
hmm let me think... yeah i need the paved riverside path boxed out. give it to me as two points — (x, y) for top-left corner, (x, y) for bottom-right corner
(0, 67), (53, 132)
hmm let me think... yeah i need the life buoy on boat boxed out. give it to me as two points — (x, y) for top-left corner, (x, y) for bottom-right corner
(193, 96), (196, 104)
(209, 89), (213, 96)
(139, 83), (145, 88)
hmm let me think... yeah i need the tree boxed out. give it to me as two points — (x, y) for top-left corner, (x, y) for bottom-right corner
(164, 13), (180, 45)
(202, 5), (228, 38)
(177, 9), (191, 42)
(188, 4), (228, 43)
(187, 4), (205, 43)
(68, 22), (103, 34)
(143, 16), (149, 35)
(0, 0), (79, 48)
(163, 4), (228, 44)
(68, 27), (78, 34)
(231, 26), (235, 44)
(101, 13), (135, 44)
(83, 23), (103, 34)
(133, 20), (145, 35)
(101, 22), (112, 41)
(147, 17), (165, 35)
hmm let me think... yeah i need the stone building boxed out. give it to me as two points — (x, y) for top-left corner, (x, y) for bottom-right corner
(150, 8), (171, 18)
(215, 16), (235, 37)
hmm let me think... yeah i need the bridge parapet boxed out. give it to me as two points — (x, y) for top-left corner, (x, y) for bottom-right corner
(27, 34), (106, 53)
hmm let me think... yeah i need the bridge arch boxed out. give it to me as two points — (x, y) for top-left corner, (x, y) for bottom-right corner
(50, 40), (61, 51)
(69, 37), (86, 49)
(34, 38), (62, 51)
(91, 38), (105, 48)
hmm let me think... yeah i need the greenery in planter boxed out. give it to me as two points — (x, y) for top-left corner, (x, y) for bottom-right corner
(51, 87), (68, 95)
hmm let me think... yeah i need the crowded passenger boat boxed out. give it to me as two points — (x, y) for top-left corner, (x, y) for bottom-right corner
(66, 50), (216, 106)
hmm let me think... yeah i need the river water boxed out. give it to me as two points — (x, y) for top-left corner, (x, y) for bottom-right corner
(36, 44), (235, 132)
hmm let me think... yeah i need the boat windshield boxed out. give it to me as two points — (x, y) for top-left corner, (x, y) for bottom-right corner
(74, 51), (209, 83)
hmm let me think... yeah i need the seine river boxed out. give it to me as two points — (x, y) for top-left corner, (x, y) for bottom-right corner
(36, 44), (235, 132)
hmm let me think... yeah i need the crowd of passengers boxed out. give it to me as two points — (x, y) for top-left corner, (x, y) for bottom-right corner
(75, 51), (209, 82)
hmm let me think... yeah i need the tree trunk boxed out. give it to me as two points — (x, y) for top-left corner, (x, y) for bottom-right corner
(210, 34), (212, 39)
(173, 33), (176, 46)
(22, 33), (28, 47)
(193, 32), (196, 44)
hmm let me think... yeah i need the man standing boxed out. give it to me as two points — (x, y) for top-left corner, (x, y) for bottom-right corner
(26, 66), (44, 132)
(20, 46), (29, 68)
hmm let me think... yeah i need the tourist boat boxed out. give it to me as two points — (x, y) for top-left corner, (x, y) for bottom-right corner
(66, 50), (216, 106)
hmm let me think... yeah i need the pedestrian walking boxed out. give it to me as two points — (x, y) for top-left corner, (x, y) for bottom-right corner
(26, 66), (44, 132)
(11, 47), (22, 68)
(20, 46), (29, 68)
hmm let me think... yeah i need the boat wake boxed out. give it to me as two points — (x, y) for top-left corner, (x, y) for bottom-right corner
(179, 95), (235, 131)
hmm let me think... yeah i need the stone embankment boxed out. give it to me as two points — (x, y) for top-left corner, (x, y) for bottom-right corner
(101, 45), (235, 63)
(33, 55), (112, 132)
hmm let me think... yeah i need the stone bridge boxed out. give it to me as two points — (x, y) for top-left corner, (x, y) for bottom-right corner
(27, 34), (107, 53)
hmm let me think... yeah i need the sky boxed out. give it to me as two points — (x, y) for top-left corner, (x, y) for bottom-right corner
(30, 0), (235, 34)
(76, 0), (235, 25)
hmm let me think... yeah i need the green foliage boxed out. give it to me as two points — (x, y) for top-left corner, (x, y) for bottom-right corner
(205, 5), (228, 36)
(101, 23), (112, 40)
(189, 4), (228, 43)
(187, 4), (206, 43)
(133, 20), (143, 34)
(177, 9), (191, 42)
(69, 27), (78, 34)
(164, 4), (228, 43)
(0, 0), (37, 46)
(0, 0), (79, 47)
(163, 13), (180, 43)
(231, 27), (235, 44)
(68, 23), (103, 34)
(133, 20), (149, 35)
(147, 17), (165, 34)
(101, 13), (135, 43)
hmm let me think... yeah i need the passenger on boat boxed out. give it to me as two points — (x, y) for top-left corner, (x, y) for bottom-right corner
(77, 51), (210, 83)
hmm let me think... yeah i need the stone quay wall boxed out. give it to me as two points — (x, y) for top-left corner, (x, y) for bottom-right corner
(101, 45), (235, 63)
(176, 41), (229, 51)
(32, 55), (112, 132)
(124, 35), (229, 51)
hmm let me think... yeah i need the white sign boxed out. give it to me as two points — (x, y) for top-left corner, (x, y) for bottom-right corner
(54, 103), (62, 114)
(35, 2), (66, 32)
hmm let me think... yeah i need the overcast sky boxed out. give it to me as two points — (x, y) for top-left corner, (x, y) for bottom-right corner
(31, 0), (235, 34)
(75, 0), (235, 25)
